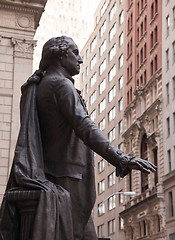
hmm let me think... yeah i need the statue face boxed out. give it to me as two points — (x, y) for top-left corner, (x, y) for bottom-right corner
(60, 39), (83, 76)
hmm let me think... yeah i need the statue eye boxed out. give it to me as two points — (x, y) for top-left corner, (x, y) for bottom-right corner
(73, 49), (79, 55)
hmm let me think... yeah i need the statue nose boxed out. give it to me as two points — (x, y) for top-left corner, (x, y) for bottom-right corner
(78, 56), (83, 64)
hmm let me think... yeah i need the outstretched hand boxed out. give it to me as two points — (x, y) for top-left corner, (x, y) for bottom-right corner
(116, 155), (157, 178)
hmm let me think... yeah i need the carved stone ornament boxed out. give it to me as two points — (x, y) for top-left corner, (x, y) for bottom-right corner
(16, 14), (33, 29)
(134, 85), (144, 97)
(11, 38), (37, 58)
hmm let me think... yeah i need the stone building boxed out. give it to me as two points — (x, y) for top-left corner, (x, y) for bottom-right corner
(162, 0), (175, 239)
(120, 0), (165, 239)
(0, 0), (46, 203)
(79, 0), (126, 239)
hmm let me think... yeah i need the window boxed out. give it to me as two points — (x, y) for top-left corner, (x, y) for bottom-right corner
(166, 83), (169, 104)
(108, 128), (115, 142)
(173, 76), (175, 98)
(151, 3), (154, 19)
(99, 59), (106, 75)
(109, 44), (116, 62)
(151, 31), (154, 48)
(173, 112), (175, 132)
(109, 3), (116, 21)
(119, 191), (124, 204)
(155, 26), (158, 43)
(173, 7), (175, 29)
(99, 40), (106, 57)
(119, 32), (124, 46)
(119, 97), (123, 111)
(118, 120), (123, 134)
(168, 149), (171, 171)
(169, 191), (174, 217)
(170, 233), (175, 240)
(101, 2), (107, 17)
(109, 23), (116, 42)
(98, 202), (105, 216)
(90, 73), (96, 88)
(86, 66), (88, 76)
(90, 36), (97, 52)
(119, 217), (124, 230)
(100, 21), (106, 38)
(98, 159), (105, 173)
(137, 27), (139, 42)
(108, 86), (116, 103)
(151, 60), (153, 76)
(108, 107), (116, 122)
(108, 65), (116, 82)
(173, 42), (175, 63)
(141, 22), (143, 36)
(82, 72), (84, 82)
(108, 171), (116, 187)
(98, 179), (105, 194)
(99, 78), (106, 94)
(155, 0), (158, 13)
(90, 55), (96, 70)
(108, 219), (116, 235)
(90, 91), (96, 105)
(90, 109), (96, 121)
(99, 118), (106, 131)
(108, 195), (116, 210)
(119, 76), (123, 89)
(86, 49), (88, 59)
(166, 15), (170, 37)
(98, 224), (104, 238)
(155, 55), (158, 71)
(99, 98), (106, 113)
(167, 117), (170, 137)
(119, 10), (124, 25)
(119, 54), (123, 68)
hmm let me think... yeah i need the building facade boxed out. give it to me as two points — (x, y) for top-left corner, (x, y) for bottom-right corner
(0, 0), (46, 203)
(120, 0), (165, 239)
(162, 0), (175, 239)
(79, 0), (126, 239)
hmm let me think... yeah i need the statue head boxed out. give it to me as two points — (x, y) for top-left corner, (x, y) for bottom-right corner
(39, 36), (83, 76)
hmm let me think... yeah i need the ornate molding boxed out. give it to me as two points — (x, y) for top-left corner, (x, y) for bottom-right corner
(15, 13), (34, 29)
(11, 38), (37, 59)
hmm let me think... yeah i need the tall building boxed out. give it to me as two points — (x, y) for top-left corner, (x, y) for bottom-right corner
(79, 0), (125, 239)
(0, 0), (46, 203)
(162, 0), (175, 239)
(120, 0), (165, 240)
(33, 0), (100, 71)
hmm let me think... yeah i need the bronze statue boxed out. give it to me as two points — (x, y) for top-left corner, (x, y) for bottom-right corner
(0, 36), (157, 240)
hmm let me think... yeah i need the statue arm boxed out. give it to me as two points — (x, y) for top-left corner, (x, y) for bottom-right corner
(54, 79), (157, 177)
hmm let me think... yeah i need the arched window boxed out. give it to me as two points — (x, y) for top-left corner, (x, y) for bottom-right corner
(141, 133), (148, 192)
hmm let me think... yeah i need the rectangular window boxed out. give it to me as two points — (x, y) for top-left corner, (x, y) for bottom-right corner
(90, 55), (96, 70)
(86, 49), (88, 59)
(109, 3), (116, 21)
(90, 73), (96, 88)
(98, 179), (105, 194)
(119, 54), (124, 68)
(119, 217), (124, 230)
(108, 219), (116, 235)
(166, 15), (170, 37)
(173, 76), (175, 98)
(82, 72), (84, 82)
(168, 149), (171, 172)
(86, 66), (88, 76)
(100, 20), (107, 38)
(119, 190), (124, 204)
(167, 117), (170, 136)
(169, 233), (175, 240)
(108, 171), (115, 187)
(173, 41), (175, 63)
(119, 76), (123, 90)
(173, 112), (175, 132)
(118, 120), (123, 134)
(98, 159), (105, 173)
(166, 83), (170, 105)
(99, 40), (106, 57)
(108, 194), (116, 210)
(90, 91), (96, 106)
(108, 86), (116, 103)
(109, 44), (116, 62)
(100, 2), (107, 17)
(90, 36), (97, 52)
(173, 7), (175, 29)
(108, 128), (115, 142)
(99, 98), (106, 113)
(99, 78), (106, 94)
(169, 191), (174, 217)
(119, 10), (124, 25)
(99, 118), (106, 131)
(119, 32), (124, 46)
(108, 106), (116, 122)
(119, 97), (123, 111)
(90, 109), (96, 121)
(98, 202), (105, 216)
(97, 224), (104, 238)
(109, 23), (116, 42)
(108, 65), (116, 82)
(99, 59), (106, 75)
